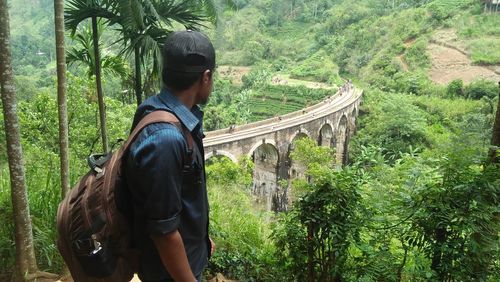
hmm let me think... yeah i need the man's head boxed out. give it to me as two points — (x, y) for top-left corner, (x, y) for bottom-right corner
(162, 30), (216, 105)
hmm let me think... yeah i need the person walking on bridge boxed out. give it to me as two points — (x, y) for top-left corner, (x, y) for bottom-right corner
(124, 30), (216, 282)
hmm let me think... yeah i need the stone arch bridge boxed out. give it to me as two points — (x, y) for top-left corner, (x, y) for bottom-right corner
(203, 86), (363, 210)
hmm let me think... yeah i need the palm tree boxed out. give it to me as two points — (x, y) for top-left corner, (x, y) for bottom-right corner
(65, 0), (117, 152)
(67, 21), (129, 80)
(0, 0), (39, 278)
(54, 0), (70, 197)
(115, 0), (236, 105)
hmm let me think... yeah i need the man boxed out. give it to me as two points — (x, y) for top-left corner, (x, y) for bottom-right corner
(125, 30), (215, 282)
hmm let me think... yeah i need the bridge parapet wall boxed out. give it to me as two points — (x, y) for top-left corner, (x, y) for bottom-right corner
(205, 90), (340, 138)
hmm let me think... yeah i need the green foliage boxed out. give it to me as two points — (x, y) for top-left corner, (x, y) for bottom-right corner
(404, 39), (431, 70)
(290, 51), (341, 84)
(67, 21), (130, 80)
(4, 0), (500, 279)
(352, 90), (429, 162)
(289, 138), (335, 177)
(323, 3), (371, 34)
(349, 80), (498, 280)
(456, 13), (500, 38)
(0, 166), (15, 272)
(241, 67), (272, 89)
(206, 156), (253, 187)
(203, 79), (252, 130)
(453, 13), (500, 65)
(426, 0), (475, 22)
(464, 79), (498, 100)
(469, 38), (500, 65)
(247, 84), (332, 122)
(406, 148), (499, 280)
(8, 0), (54, 72)
(446, 79), (464, 98)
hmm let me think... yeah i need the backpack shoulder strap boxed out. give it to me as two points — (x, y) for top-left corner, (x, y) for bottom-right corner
(123, 110), (194, 154)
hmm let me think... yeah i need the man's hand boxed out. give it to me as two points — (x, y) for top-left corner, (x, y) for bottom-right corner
(210, 237), (216, 256)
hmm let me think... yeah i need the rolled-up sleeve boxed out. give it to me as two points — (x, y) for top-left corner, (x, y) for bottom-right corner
(130, 124), (186, 236)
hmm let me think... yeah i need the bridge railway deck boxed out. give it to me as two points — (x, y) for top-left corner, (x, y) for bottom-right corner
(203, 88), (362, 148)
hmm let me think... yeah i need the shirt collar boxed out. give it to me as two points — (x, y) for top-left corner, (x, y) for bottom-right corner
(158, 88), (202, 133)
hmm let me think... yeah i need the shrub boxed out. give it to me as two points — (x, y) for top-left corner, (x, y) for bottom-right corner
(446, 79), (465, 98)
(404, 39), (431, 70)
(465, 79), (498, 100)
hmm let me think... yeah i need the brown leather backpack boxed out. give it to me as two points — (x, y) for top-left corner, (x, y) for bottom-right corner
(56, 111), (193, 282)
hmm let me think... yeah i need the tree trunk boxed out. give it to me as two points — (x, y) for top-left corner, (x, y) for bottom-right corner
(489, 82), (500, 164)
(92, 16), (108, 152)
(54, 0), (70, 197)
(134, 46), (143, 107)
(0, 0), (39, 277)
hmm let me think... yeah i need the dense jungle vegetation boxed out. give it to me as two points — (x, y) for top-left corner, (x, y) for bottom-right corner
(0, 0), (499, 281)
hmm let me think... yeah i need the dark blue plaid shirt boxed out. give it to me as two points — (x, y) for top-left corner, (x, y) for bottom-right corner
(125, 88), (209, 281)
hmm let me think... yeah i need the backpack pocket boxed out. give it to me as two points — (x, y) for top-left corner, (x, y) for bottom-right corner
(73, 236), (118, 278)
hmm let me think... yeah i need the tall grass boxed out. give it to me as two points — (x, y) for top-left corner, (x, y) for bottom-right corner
(469, 38), (500, 65)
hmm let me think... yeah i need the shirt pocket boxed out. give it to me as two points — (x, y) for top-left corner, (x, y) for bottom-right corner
(181, 160), (203, 199)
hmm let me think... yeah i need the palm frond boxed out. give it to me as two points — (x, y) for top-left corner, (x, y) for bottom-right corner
(185, 0), (238, 26)
(65, 0), (117, 33)
(101, 56), (130, 79)
(142, 0), (161, 22)
(114, 0), (145, 31)
(153, 0), (208, 29)
(131, 0), (146, 30)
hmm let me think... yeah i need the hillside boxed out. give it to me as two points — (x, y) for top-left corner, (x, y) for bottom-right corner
(213, 0), (499, 93)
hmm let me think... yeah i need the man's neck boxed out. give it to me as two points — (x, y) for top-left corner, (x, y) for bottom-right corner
(171, 88), (197, 110)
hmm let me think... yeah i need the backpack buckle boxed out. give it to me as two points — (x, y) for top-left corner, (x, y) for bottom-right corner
(91, 234), (102, 255)
(95, 167), (105, 179)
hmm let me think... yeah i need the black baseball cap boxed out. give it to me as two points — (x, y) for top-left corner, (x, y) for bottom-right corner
(162, 30), (216, 73)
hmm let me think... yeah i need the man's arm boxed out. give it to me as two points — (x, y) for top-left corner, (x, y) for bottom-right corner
(152, 231), (196, 282)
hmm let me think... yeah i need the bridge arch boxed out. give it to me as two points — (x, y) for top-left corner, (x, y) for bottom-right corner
(288, 128), (311, 145)
(247, 138), (278, 159)
(250, 141), (280, 211)
(318, 122), (334, 148)
(205, 150), (238, 163)
(287, 132), (310, 181)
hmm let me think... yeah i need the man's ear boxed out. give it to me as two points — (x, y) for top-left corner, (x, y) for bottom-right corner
(202, 70), (212, 83)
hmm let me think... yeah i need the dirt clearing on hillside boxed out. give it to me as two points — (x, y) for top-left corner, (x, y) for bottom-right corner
(217, 65), (251, 84)
(427, 29), (500, 85)
(428, 43), (500, 84)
